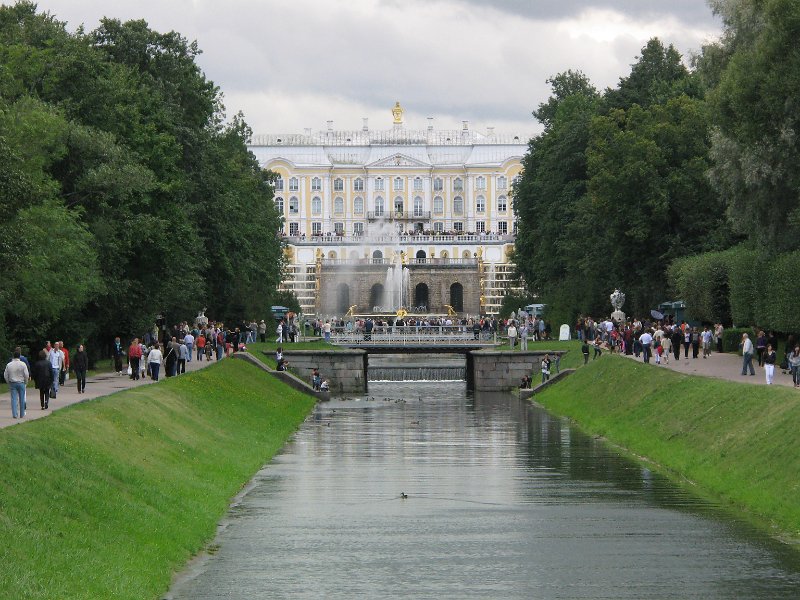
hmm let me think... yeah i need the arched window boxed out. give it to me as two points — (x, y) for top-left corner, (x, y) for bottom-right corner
(334, 197), (344, 215)
(333, 178), (344, 192)
(394, 196), (404, 214)
(414, 283), (429, 310)
(311, 177), (322, 191)
(476, 175), (486, 190)
(274, 197), (284, 213)
(394, 177), (404, 191)
(370, 283), (385, 309)
(415, 250), (426, 259)
(337, 283), (350, 315)
(453, 177), (463, 191)
(433, 196), (443, 214)
(289, 177), (299, 191)
(312, 196), (322, 215)
(353, 197), (364, 214)
(497, 195), (508, 212)
(289, 197), (299, 214)
(353, 177), (364, 191)
(413, 196), (423, 217)
(497, 175), (507, 190)
(374, 196), (384, 216)
(449, 282), (464, 312)
(476, 195), (486, 213)
(453, 196), (464, 214)
(372, 250), (383, 262)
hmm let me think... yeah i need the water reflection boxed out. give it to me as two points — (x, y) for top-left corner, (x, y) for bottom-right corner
(168, 382), (800, 599)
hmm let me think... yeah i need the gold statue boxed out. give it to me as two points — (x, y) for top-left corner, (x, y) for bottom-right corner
(444, 304), (456, 317)
(400, 250), (407, 265)
(392, 101), (404, 124)
(396, 308), (408, 319)
(346, 305), (357, 318)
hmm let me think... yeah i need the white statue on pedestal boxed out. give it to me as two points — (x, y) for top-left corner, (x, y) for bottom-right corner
(610, 289), (626, 323)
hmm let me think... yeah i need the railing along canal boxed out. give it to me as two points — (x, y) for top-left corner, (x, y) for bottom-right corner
(330, 326), (497, 346)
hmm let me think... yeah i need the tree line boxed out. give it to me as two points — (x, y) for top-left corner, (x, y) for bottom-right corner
(0, 2), (284, 360)
(513, 0), (800, 332)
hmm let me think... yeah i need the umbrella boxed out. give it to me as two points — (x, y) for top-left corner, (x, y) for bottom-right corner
(650, 310), (664, 320)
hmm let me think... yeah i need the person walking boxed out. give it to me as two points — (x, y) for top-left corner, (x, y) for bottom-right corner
(148, 343), (163, 381)
(73, 344), (88, 393)
(756, 330), (767, 367)
(701, 326), (713, 359)
(741, 333), (756, 376)
(128, 338), (142, 380)
(639, 330), (653, 364)
(276, 319), (284, 343)
(48, 342), (65, 398)
(788, 345), (800, 388)
(32, 351), (52, 409)
(764, 344), (777, 385)
(541, 354), (551, 384)
(258, 319), (267, 343)
(323, 320), (332, 342)
(112, 336), (124, 375)
(661, 333), (672, 364)
(184, 331), (194, 362)
(507, 322), (518, 350)
(519, 321), (529, 351)
(691, 327), (701, 359)
(178, 341), (189, 374)
(671, 328), (682, 362)
(683, 328), (693, 359)
(196, 333), (206, 361)
(59, 341), (70, 387)
(715, 323), (724, 353)
(4, 350), (29, 419)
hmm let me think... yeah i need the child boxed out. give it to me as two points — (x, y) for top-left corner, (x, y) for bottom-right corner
(320, 379), (330, 392)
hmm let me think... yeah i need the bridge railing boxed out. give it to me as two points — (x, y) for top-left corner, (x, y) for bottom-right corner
(330, 326), (498, 345)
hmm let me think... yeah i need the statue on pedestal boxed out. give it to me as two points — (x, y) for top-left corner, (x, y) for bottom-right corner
(610, 289), (626, 323)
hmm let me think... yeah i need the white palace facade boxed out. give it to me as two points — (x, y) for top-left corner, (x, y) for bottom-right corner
(248, 104), (526, 317)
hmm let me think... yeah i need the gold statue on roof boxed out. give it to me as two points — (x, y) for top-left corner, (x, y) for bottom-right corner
(392, 101), (404, 124)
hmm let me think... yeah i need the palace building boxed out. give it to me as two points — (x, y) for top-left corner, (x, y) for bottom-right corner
(248, 103), (526, 317)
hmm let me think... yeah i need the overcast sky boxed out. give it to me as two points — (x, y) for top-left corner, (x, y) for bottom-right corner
(35, 0), (721, 137)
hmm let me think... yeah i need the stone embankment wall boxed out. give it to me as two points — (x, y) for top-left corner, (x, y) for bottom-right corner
(281, 349), (367, 393)
(468, 351), (565, 392)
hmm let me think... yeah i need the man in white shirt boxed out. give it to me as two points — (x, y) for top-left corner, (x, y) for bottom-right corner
(741, 333), (755, 375)
(48, 342), (65, 398)
(639, 330), (654, 364)
(183, 332), (195, 362)
(507, 322), (518, 350)
(4, 351), (30, 418)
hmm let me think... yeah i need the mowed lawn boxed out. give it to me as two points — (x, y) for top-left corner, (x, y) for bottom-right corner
(0, 358), (316, 599)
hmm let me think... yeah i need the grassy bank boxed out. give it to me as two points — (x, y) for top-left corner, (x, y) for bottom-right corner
(492, 339), (584, 369)
(0, 359), (316, 599)
(534, 356), (800, 539)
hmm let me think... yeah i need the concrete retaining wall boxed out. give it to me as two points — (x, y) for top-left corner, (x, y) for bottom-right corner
(468, 351), (566, 392)
(279, 349), (367, 393)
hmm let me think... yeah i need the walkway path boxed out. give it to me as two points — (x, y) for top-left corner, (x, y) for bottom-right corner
(624, 349), (798, 389)
(0, 355), (218, 430)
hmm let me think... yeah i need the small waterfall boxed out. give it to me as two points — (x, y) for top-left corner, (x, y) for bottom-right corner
(368, 366), (466, 382)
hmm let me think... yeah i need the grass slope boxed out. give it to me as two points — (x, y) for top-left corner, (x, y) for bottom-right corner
(0, 359), (316, 599)
(534, 356), (800, 539)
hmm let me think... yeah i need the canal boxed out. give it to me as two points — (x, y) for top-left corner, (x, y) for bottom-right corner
(168, 380), (800, 599)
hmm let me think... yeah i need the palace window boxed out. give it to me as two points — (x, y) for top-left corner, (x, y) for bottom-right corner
(311, 177), (322, 191)
(274, 177), (284, 191)
(289, 197), (299, 214)
(453, 222), (463, 232)
(289, 177), (299, 191)
(476, 195), (486, 213)
(394, 197), (404, 213)
(476, 221), (486, 233)
(498, 221), (508, 235)
(497, 175), (507, 190)
(354, 178), (364, 191)
(413, 197), (423, 217)
(333, 178), (344, 192)
(334, 222), (344, 235)
(433, 177), (443, 191)
(433, 196), (444, 215)
(375, 197), (385, 216)
(353, 197), (364, 214)
(476, 176), (486, 190)
(414, 177), (423, 191)
(334, 197), (344, 215)
(434, 221), (444, 233)
(311, 196), (322, 215)
(497, 195), (507, 212)
(512, 174), (522, 188)
(353, 222), (364, 235)
(453, 196), (464, 215)
(312, 222), (322, 235)
(453, 177), (463, 191)
(394, 177), (404, 191)
(274, 197), (284, 213)
(375, 177), (384, 191)
(289, 222), (299, 236)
